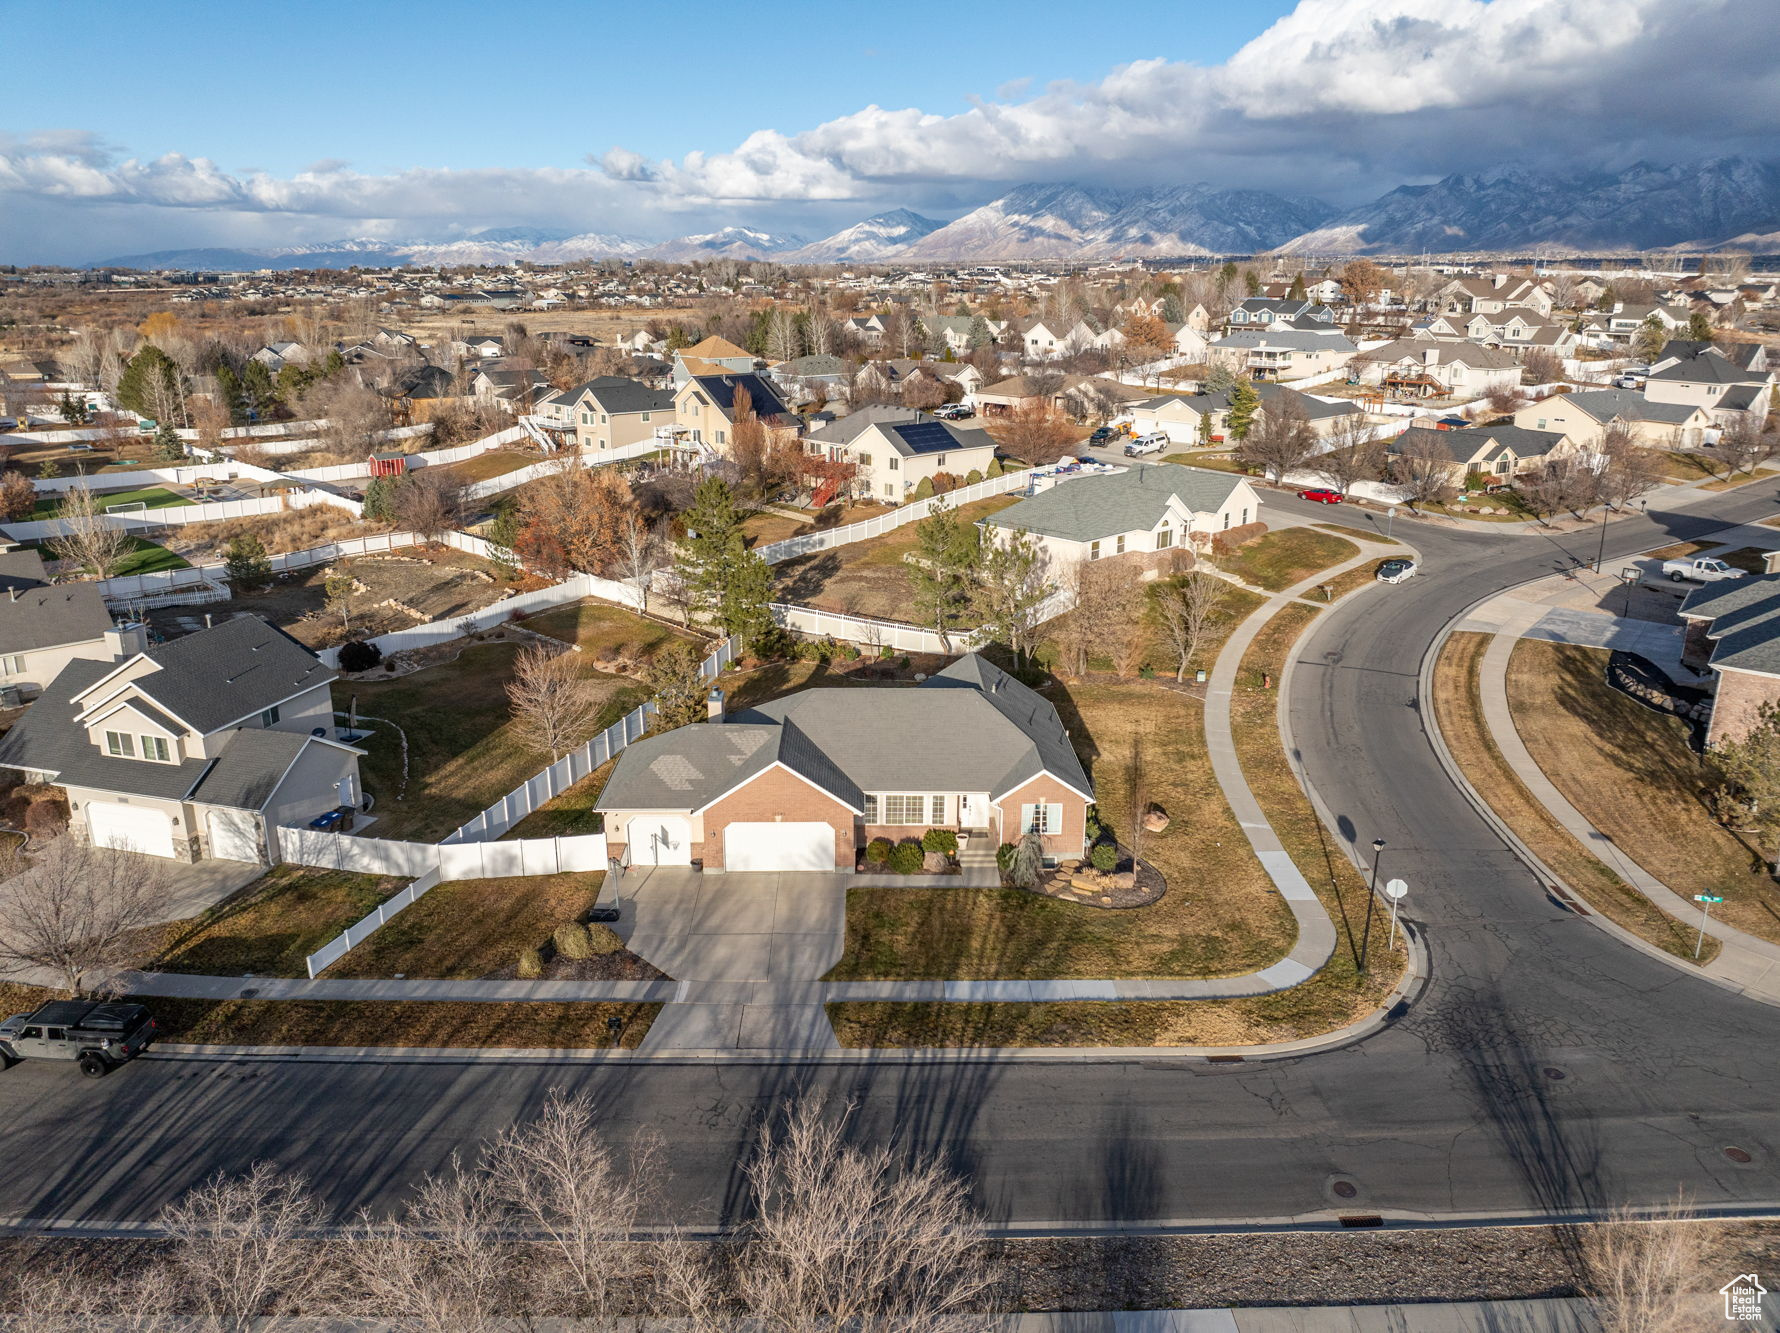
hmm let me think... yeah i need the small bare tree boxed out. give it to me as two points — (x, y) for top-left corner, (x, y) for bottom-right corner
(1235, 395), (1317, 485)
(49, 484), (131, 580)
(506, 643), (602, 760)
(1580, 1197), (1709, 1333)
(323, 563), (356, 632)
(1389, 434), (1457, 507)
(1708, 417), (1772, 477)
(157, 1161), (332, 1329)
(1313, 415), (1386, 497)
(1153, 572), (1228, 682)
(669, 1099), (991, 1333)
(0, 834), (175, 992)
(1594, 425), (1665, 510)
(391, 468), (466, 542)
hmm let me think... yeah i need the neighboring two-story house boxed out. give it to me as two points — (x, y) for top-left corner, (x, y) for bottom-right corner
(1225, 299), (1337, 333)
(1643, 346), (1774, 423)
(1350, 340), (1523, 400)
(672, 372), (797, 452)
(0, 616), (363, 863)
(803, 405), (998, 503)
(983, 461), (1262, 570)
(0, 545), (146, 701)
(1511, 389), (1713, 450)
(558, 376), (676, 453)
(671, 336), (755, 386)
(1206, 327), (1359, 382)
(596, 652), (1093, 872)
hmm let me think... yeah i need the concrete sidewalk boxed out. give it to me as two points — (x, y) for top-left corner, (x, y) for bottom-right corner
(1472, 625), (1780, 1004)
(996, 1300), (1606, 1331)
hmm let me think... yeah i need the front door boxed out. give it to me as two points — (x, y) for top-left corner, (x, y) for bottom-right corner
(958, 795), (980, 828)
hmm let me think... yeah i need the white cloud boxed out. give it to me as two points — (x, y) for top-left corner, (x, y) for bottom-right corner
(1, 0), (1776, 261)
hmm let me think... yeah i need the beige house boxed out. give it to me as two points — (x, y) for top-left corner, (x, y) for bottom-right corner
(984, 462), (1261, 570)
(804, 406), (997, 503)
(0, 616), (363, 862)
(558, 377), (676, 453)
(1511, 389), (1713, 449)
(672, 372), (797, 452)
(1351, 340), (1523, 400)
(0, 545), (145, 700)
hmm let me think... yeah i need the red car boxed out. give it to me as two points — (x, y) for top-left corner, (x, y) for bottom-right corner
(1298, 488), (1343, 504)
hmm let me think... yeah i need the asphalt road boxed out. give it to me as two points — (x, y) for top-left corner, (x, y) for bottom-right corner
(6, 481), (1780, 1235)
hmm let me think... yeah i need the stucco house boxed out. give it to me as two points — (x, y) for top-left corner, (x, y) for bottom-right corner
(596, 653), (1093, 872)
(0, 616), (363, 863)
(984, 461), (1261, 570)
(1643, 346), (1773, 420)
(1679, 574), (1780, 746)
(1207, 328), (1358, 382)
(1387, 422), (1577, 486)
(672, 372), (797, 451)
(803, 405), (997, 503)
(1511, 388), (1713, 449)
(0, 545), (146, 701)
(671, 336), (755, 386)
(557, 376), (676, 453)
(1350, 340), (1523, 401)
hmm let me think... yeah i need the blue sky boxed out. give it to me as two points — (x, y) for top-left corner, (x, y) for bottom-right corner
(8, 0), (1294, 178)
(1, 0), (1775, 262)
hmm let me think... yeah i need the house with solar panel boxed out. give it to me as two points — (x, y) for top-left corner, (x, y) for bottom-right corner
(803, 405), (998, 503)
(672, 372), (798, 453)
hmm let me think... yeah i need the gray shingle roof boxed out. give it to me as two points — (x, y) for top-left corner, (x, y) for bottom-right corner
(123, 616), (333, 733)
(807, 404), (930, 446)
(1551, 389), (1700, 425)
(188, 728), (315, 810)
(1682, 573), (1780, 675)
(0, 560), (114, 655)
(1390, 423), (1568, 465)
(578, 378), (675, 415)
(594, 652), (1090, 814)
(986, 462), (1248, 542)
(1648, 353), (1758, 385)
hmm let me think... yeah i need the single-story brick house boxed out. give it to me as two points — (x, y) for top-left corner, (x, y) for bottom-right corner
(596, 653), (1092, 872)
(983, 461), (1261, 573)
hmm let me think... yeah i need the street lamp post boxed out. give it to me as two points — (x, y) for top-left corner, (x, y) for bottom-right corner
(1359, 838), (1385, 972)
(1592, 498), (1613, 573)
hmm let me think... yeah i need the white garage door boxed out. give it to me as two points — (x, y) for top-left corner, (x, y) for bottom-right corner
(723, 822), (835, 873)
(86, 802), (177, 858)
(206, 809), (264, 863)
(627, 816), (691, 866)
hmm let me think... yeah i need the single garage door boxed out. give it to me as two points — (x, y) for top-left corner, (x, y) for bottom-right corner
(206, 808), (264, 863)
(723, 821), (836, 873)
(627, 816), (691, 866)
(87, 801), (177, 858)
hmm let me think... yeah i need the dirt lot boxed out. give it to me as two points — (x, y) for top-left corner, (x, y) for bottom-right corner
(148, 546), (527, 649)
(771, 494), (1023, 621)
(161, 506), (386, 563)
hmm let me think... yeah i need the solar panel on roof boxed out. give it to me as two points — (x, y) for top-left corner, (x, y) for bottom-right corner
(892, 421), (956, 454)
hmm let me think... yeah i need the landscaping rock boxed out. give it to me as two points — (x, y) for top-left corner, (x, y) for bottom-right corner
(1070, 875), (1104, 894)
(1109, 872), (1136, 891)
(922, 851), (950, 874)
(1142, 804), (1171, 834)
(1061, 859), (1083, 871)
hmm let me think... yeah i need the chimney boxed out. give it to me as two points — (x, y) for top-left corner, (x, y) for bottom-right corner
(1423, 346), (1438, 366)
(706, 687), (726, 722)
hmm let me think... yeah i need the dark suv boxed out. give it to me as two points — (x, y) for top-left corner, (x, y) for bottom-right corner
(0, 1001), (157, 1077)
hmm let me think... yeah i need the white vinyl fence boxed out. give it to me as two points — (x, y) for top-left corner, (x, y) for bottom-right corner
(770, 585), (1076, 656)
(2, 488), (359, 542)
(284, 831), (611, 977)
(754, 466), (1037, 565)
(30, 458), (292, 494)
(443, 634), (737, 843)
(461, 438), (661, 500)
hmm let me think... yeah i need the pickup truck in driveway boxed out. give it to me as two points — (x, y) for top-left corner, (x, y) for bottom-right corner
(1661, 556), (1746, 584)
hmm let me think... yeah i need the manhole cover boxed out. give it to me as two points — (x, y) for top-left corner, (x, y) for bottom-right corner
(1543, 1067), (1567, 1081)
(1725, 1146), (1754, 1164)
(1332, 1180), (1359, 1199)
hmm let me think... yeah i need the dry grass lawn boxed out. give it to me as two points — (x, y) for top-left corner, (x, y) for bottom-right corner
(825, 681), (1297, 982)
(503, 755), (619, 840)
(1701, 468), (1779, 492)
(1216, 527), (1358, 592)
(163, 506), (384, 560)
(523, 599), (704, 664)
(327, 872), (607, 978)
(144, 996), (660, 1048)
(152, 866), (408, 977)
(1506, 638), (1780, 944)
(340, 641), (647, 841)
(771, 494), (1024, 621)
(1433, 633), (1715, 961)
(433, 449), (537, 485)
(1312, 521), (1398, 546)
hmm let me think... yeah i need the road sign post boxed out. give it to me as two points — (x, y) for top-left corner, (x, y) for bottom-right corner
(1385, 878), (1409, 951)
(1693, 894), (1724, 960)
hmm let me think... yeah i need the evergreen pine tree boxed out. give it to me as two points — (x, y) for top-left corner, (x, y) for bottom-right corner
(222, 534), (272, 590)
(1226, 379), (1262, 441)
(115, 345), (179, 419)
(152, 422), (186, 463)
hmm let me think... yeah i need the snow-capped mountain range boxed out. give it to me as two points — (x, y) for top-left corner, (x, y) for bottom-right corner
(89, 158), (1780, 270)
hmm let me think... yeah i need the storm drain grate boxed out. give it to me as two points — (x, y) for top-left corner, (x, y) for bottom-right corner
(1339, 1214), (1384, 1228)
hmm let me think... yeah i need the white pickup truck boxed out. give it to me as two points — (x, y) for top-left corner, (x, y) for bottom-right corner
(1661, 556), (1746, 584)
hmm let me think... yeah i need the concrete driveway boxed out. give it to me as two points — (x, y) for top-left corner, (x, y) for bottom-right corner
(602, 868), (849, 1053)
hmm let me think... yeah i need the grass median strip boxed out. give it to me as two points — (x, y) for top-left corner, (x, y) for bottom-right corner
(145, 997), (661, 1048)
(1431, 633), (1717, 962)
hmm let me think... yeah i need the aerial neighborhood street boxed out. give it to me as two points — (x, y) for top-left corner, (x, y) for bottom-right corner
(2, 1), (1780, 1326)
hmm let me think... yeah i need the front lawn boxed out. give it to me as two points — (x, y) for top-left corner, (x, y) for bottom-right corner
(152, 865), (407, 977)
(1506, 638), (1780, 945)
(144, 996), (661, 1048)
(1700, 469), (1779, 492)
(1215, 526), (1358, 591)
(327, 872), (635, 979)
(771, 494), (1025, 621)
(339, 640), (647, 841)
(825, 680), (1297, 982)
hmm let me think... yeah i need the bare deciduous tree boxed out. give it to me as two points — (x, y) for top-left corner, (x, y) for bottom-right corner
(0, 833), (175, 992)
(1389, 434), (1457, 507)
(1235, 394), (1317, 485)
(506, 643), (602, 760)
(1580, 1197), (1709, 1333)
(158, 1161), (332, 1329)
(990, 400), (1078, 467)
(668, 1099), (992, 1333)
(390, 468), (466, 542)
(49, 484), (131, 580)
(1593, 425), (1665, 510)
(1708, 416), (1773, 477)
(1313, 416), (1386, 497)
(1153, 572), (1228, 682)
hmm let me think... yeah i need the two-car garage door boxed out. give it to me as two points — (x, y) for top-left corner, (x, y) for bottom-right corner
(86, 802), (177, 858)
(723, 822), (836, 873)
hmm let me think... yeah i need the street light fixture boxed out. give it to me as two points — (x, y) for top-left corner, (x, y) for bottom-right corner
(1359, 838), (1385, 973)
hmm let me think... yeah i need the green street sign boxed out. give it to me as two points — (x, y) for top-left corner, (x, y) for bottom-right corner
(1694, 895), (1725, 903)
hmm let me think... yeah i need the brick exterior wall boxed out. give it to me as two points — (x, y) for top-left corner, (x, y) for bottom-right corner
(994, 774), (1089, 861)
(698, 765), (855, 870)
(1681, 618), (1716, 671)
(1707, 668), (1780, 747)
